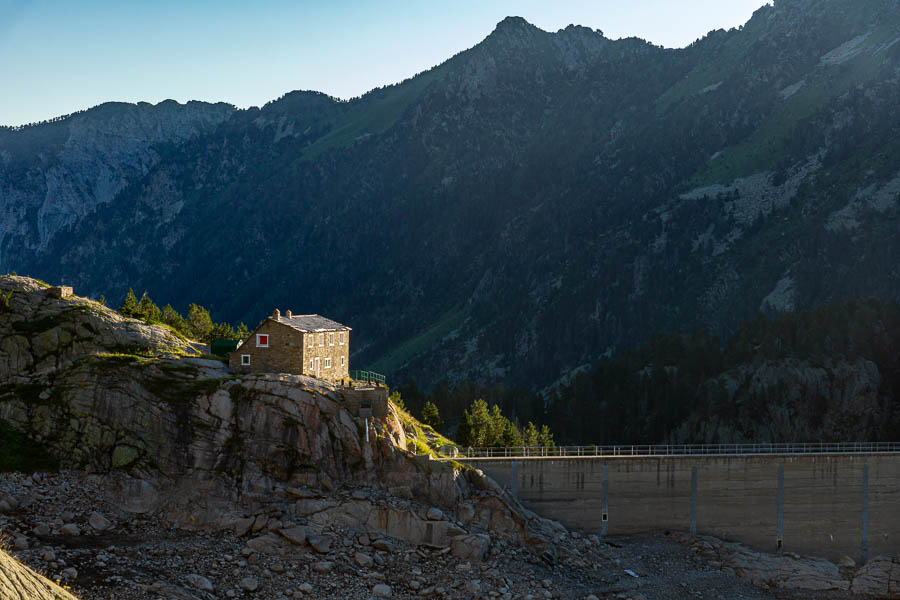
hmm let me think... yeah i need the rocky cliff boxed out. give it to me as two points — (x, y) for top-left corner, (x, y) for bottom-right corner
(0, 101), (234, 270)
(0, 275), (566, 567)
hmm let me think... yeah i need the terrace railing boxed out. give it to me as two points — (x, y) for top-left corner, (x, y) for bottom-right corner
(350, 370), (386, 386)
(448, 442), (900, 460)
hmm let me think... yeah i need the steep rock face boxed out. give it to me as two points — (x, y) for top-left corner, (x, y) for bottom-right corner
(0, 100), (234, 269)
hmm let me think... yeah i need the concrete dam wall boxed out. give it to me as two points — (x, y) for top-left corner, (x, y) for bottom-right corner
(471, 454), (900, 563)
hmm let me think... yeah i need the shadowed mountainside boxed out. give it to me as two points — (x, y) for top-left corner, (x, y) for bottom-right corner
(2, 0), (899, 392)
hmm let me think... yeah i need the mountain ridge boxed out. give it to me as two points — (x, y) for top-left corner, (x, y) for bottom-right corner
(1, 2), (899, 391)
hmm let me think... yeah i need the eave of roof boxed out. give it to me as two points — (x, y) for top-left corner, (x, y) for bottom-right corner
(271, 314), (351, 333)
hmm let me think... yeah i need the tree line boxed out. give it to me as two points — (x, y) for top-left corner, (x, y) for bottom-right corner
(117, 288), (249, 344)
(397, 389), (555, 449)
(398, 299), (900, 447)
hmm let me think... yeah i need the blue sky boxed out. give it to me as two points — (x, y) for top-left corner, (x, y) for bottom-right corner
(0, 0), (771, 126)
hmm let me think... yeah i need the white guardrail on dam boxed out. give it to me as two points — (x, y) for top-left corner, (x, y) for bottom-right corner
(446, 442), (900, 459)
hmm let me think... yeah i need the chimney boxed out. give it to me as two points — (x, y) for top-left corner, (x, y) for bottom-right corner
(272, 308), (281, 320)
(285, 309), (292, 318)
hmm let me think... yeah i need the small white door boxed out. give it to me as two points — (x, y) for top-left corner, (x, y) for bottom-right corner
(315, 357), (320, 378)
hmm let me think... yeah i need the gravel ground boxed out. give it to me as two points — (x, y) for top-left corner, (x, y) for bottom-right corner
(0, 471), (863, 600)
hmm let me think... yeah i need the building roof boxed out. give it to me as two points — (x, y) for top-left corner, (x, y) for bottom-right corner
(272, 314), (351, 333)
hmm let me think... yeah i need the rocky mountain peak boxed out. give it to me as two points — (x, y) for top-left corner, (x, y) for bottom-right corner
(493, 15), (534, 31)
(485, 15), (543, 47)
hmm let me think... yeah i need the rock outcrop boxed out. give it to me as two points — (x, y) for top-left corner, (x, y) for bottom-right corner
(682, 533), (900, 598)
(0, 547), (79, 600)
(0, 275), (565, 563)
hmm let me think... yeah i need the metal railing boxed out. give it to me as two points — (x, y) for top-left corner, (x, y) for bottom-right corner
(350, 370), (386, 386)
(447, 442), (900, 460)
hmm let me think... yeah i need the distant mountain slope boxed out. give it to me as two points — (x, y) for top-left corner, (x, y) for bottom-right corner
(1, 0), (899, 390)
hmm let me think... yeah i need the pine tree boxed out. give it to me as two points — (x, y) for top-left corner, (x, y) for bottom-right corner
(523, 422), (540, 447)
(456, 409), (474, 446)
(136, 293), (161, 323)
(500, 418), (523, 447)
(210, 321), (236, 340)
(119, 288), (138, 317)
(539, 425), (555, 448)
(187, 303), (213, 342)
(422, 401), (442, 430)
(162, 304), (189, 336)
(468, 399), (492, 447)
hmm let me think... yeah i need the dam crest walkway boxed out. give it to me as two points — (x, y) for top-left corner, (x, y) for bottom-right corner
(448, 442), (900, 460)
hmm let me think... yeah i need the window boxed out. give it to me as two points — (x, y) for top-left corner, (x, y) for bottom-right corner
(339, 331), (345, 345)
(309, 359), (314, 370)
(256, 334), (269, 348)
(340, 356), (345, 367)
(318, 333), (324, 346)
(329, 332), (335, 346)
(307, 334), (313, 348)
(241, 355), (250, 366)
(324, 357), (332, 369)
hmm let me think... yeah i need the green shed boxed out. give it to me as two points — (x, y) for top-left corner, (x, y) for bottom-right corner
(211, 338), (241, 357)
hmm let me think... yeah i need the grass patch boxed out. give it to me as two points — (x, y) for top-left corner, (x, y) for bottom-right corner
(94, 352), (151, 364)
(393, 403), (461, 458)
(301, 69), (439, 159)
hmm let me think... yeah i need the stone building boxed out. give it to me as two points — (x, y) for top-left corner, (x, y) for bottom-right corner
(229, 309), (351, 381)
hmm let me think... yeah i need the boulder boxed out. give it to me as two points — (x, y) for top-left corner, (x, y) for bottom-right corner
(451, 534), (491, 562)
(239, 577), (259, 592)
(233, 517), (255, 537)
(185, 574), (214, 592)
(246, 533), (291, 555)
(312, 561), (334, 574)
(278, 526), (306, 546)
(438, 445), (459, 458)
(308, 535), (332, 554)
(354, 552), (374, 568)
(88, 511), (113, 531)
(851, 554), (900, 597)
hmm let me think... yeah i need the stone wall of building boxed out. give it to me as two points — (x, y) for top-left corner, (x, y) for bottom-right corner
(339, 387), (388, 418)
(228, 319), (304, 374)
(300, 329), (350, 382)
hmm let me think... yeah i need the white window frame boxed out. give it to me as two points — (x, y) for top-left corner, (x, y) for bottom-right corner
(340, 355), (345, 367)
(241, 354), (250, 366)
(329, 332), (335, 346)
(318, 333), (324, 346)
(339, 331), (345, 345)
(307, 334), (313, 348)
(256, 333), (269, 348)
(309, 359), (314, 370)
(324, 357), (332, 369)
